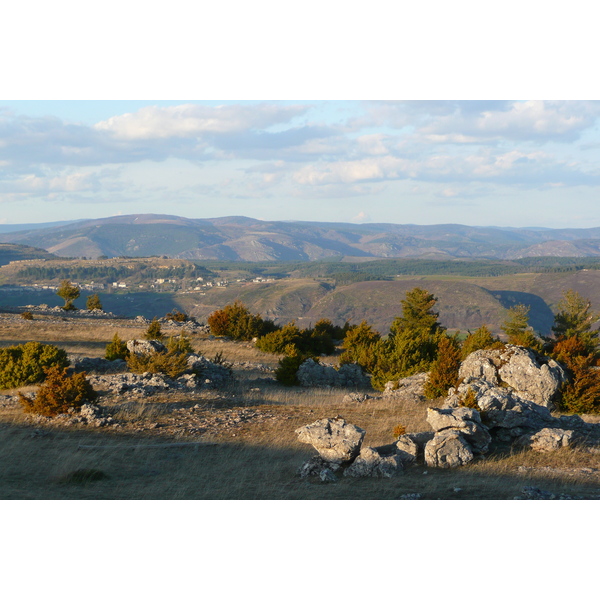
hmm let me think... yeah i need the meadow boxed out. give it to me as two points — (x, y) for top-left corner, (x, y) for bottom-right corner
(0, 311), (599, 500)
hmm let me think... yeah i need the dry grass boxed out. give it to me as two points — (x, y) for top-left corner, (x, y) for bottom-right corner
(0, 312), (599, 499)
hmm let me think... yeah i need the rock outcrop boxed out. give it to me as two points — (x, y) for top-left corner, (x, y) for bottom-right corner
(296, 359), (370, 388)
(383, 372), (428, 403)
(458, 345), (567, 409)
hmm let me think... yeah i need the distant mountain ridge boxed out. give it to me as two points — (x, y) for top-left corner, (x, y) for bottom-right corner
(3, 213), (600, 261)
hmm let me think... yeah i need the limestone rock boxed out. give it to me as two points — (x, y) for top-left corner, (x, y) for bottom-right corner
(383, 372), (429, 403)
(524, 427), (578, 452)
(343, 446), (403, 478)
(395, 434), (419, 464)
(296, 359), (370, 388)
(424, 430), (475, 468)
(459, 345), (567, 408)
(126, 339), (167, 356)
(426, 406), (491, 454)
(295, 417), (366, 464)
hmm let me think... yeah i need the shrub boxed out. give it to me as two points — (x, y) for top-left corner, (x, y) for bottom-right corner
(424, 334), (462, 399)
(501, 304), (542, 351)
(105, 333), (129, 361)
(166, 331), (194, 354)
(86, 294), (103, 311)
(392, 423), (406, 438)
(459, 388), (479, 409)
(126, 350), (189, 378)
(144, 318), (164, 341)
(461, 325), (503, 358)
(165, 309), (188, 322)
(20, 311), (33, 321)
(312, 318), (352, 341)
(19, 365), (97, 417)
(552, 289), (599, 355)
(256, 322), (303, 354)
(557, 353), (600, 414)
(339, 321), (382, 372)
(207, 301), (278, 341)
(0, 342), (69, 389)
(274, 345), (311, 386)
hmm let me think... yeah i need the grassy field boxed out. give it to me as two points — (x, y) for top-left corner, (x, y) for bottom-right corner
(0, 311), (599, 500)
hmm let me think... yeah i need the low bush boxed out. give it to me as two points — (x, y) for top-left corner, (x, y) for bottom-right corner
(0, 342), (69, 389)
(86, 294), (103, 311)
(126, 350), (189, 378)
(274, 345), (311, 386)
(256, 321), (336, 356)
(165, 309), (188, 322)
(20, 311), (33, 321)
(166, 331), (194, 354)
(19, 365), (97, 417)
(207, 301), (278, 341)
(105, 333), (129, 361)
(144, 318), (164, 341)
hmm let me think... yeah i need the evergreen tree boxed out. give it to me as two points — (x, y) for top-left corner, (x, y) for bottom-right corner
(144, 318), (164, 341)
(501, 304), (542, 351)
(424, 334), (462, 399)
(57, 279), (80, 310)
(86, 293), (103, 311)
(369, 288), (445, 390)
(461, 325), (502, 358)
(552, 289), (599, 355)
(105, 332), (129, 361)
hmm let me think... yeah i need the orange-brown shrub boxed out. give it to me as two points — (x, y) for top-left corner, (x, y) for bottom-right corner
(19, 366), (97, 417)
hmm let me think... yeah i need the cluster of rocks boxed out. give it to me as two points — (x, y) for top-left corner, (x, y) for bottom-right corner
(296, 359), (371, 388)
(296, 417), (406, 481)
(295, 346), (600, 479)
(20, 304), (120, 318)
(87, 353), (232, 396)
(27, 403), (116, 428)
(133, 315), (210, 333)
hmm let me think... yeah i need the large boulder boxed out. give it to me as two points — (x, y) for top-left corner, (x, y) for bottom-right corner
(383, 372), (428, 403)
(424, 430), (475, 468)
(426, 406), (491, 454)
(295, 417), (366, 464)
(126, 339), (167, 356)
(296, 359), (370, 388)
(459, 345), (567, 409)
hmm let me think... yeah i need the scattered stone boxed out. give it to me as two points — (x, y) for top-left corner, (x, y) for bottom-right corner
(344, 446), (403, 478)
(342, 392), (376, 403)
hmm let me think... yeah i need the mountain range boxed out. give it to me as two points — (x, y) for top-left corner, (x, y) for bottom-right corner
(3, 213), (600, 261)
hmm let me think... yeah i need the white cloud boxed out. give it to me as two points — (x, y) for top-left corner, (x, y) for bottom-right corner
(94, 103), (309, 140)
(351, 211), (371, 223)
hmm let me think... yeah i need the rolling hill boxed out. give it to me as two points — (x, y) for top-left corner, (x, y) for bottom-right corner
(4, 213), (600, 261)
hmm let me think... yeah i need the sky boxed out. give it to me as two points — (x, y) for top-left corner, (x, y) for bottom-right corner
(2, 98), (600, 229)
(1, 2), (599, 231)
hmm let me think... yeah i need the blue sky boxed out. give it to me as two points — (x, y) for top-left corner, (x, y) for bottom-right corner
(2, 99), (600, 228)
(2, 2), (599, 230)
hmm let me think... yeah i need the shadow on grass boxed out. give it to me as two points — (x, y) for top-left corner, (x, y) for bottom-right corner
(0, 419), (598, 500)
